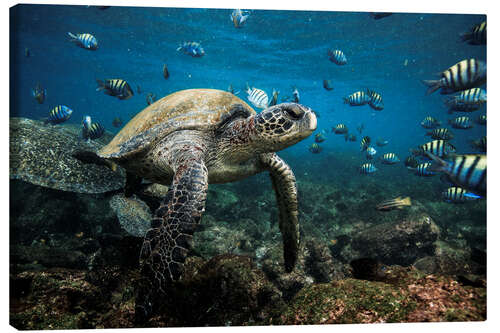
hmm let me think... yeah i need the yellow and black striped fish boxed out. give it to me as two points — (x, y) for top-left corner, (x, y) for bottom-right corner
(82, 116), (105, 141)
(470, 136), (486, 153)
(328, 49), (347, 65)
(96, 79), (134, 100)
(460, 21), (486, 45)
(344, 91), (371, 106)
(475, 114), (486, 125)
(47, 105), (73, 124)
(449, 116), (473, 129)
(426, 153), (486, 196)
(425, 128), (454, 140)
(420, 116), (441, 129)
(411, 139), (456, 158)
(68, 32), (98, 50)
(411, 162), (436, 177)
(360, 136), (371, 152)
(309, 143), (322, 154)
(445, 88), (486, 112)
(367, 89), (384, 110)
(360, 163), (377, 174)
(442, 187), (481, 203)
(380, 153), (400, 165)
(422, 59), (487, 95)
(333, 123), (348, 134)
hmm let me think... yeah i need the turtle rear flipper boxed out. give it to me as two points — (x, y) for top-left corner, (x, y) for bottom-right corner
(261, 153), (299, 272)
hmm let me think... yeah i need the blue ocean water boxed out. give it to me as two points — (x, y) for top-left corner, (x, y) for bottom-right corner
(10, 4), (486, 201)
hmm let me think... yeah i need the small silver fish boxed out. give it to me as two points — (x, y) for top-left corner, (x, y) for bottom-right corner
(246, 86), (268, 109)
(230, 9), (249, 28)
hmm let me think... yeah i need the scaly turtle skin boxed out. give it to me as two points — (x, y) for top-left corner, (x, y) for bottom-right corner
(95, 88), (316, 317)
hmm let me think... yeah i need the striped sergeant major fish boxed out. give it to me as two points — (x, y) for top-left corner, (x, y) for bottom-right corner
(425, 128), (454, 141)
(409, 162), (436, 177)
(475, 114), (486, 125)
(426, 152), (486, 196)
(460, 21), (486, 45)
(309, 143), (322, 154)
(177, 41), (205, 57)
(422, 58), (486, 95)
(470, 136), (486, 153)
(410, 139), (456, 158)
(442, 187), (481, 203)
(420, 116), (441, 129)
(96, 79), (134, 100)
(366, 147), (377, 160)
(328, 49), (347, 65)
(445, 88), (486, 112)
(246, 85), (269, 109)
(380, 153), (400, 165)
(333, 123), (348, 134)
(344, 91), (371, 106)
(360, 136), (371, 152)
(449, 116), (473, 129)
(230, 9), (250, 28)
(68, 32), (98, 50)
(82, 116), (105, 141)
(367, 89), (384, 110)
(46, 105), (73, 124)
(359, 163), (377, 174)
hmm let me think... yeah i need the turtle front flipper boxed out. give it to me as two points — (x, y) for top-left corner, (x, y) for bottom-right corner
(260, 153), (299, 272)
(139, 148), (208, 290)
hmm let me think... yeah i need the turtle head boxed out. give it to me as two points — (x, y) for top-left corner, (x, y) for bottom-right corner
(253, 103), (317, 151)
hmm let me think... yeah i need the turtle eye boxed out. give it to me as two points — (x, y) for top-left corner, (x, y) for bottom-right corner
(283, 106), (304, 120)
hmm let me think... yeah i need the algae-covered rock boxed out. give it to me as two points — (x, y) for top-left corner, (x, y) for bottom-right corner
(9, 117), (125, 193)
(350, 212), (440, 265)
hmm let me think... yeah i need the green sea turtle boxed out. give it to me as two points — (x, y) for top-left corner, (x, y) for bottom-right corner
(78, 89), (316, 295)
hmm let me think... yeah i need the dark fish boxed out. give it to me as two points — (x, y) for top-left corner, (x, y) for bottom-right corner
(357, 124), (364, 134)
(366, 89), (384, 110)
(475, 114), (486, 125)
(359, 163), (377, 174)
(323, 79), (333, 91)
(177, 41), (205, 57)
(344, 133), (357, 142)
(292, 87), (300, 103)
(314, 132), (326, 143)
(350, 258), (387, 281)
(344, 91), (371, 106)
(146, 92), (157, 105)
(404, 155), (419, 169)
(68, 32), (98, 50)
(96, 79), (134, 100)
(97, 6), (111, 10)
(443, 187), (481, 203)
(449, 116), (473, 129)
(309, 143), (322, 154)
(375, 137), (388, 146)
(422, 59), (487, 95)
(470, 136), (486, 153)
(112, 117), (123, 128)
(328, 49), (347, 65)
(445, 88), (486, 113)
(360, 136), (371, 151)
(460, 21), (486, 45)
(136, 84), (142, 94)
(410, 139), (456, 158)
(380, 153), (400, 165)
(269, 89), (279, 106)
(425, 128), (454, 140)
(333, 123), (348, 134)
(376, 196), (411, 211)
(46, 105), (73, 124)
(369, 12), (393, 20)
(32, 82), (46, 104)
(421, 116), (441, 129)
(24, 47), (30, 57)
(163, 64), (170, 79)
(426, 152), (486, 196)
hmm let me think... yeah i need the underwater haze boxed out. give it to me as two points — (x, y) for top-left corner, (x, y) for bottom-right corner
(10, 3), (487, 329)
